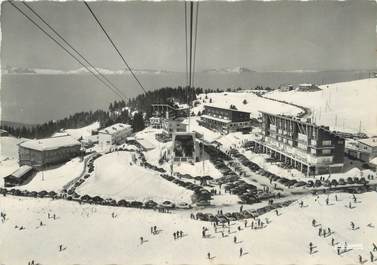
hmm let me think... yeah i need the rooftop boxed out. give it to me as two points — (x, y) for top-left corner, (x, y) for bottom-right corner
(201, 114), (232, 124)
(204, 105), (251, 114)
(6, 165), (33, 179)
(358, 137), (377, 148)
(99, 123), (132, 135)
(19, 136), (81, 151)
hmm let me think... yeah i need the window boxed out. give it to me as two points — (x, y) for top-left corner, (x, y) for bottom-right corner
(322, 140), (332, 146)
(322, 149), (331, 155)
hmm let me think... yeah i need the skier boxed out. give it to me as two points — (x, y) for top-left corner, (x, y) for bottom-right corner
(312, 219), (316, 227)
(40, 221), (43, 226)
(300, 201), (304, 208)
(373, 242), (377, 251)
(240, 247), (243, 257)
(309, 242), (313, 254)
(349, 202), (352, 209)
(370, 251), (374, 262)
(318, 227), (322, 236)
(351, 222), (355, 230)
(359, 255), (363, 264)
(207, 252), (211, 259)
(337, 246), (341, 255)
(251, 221), (254, 229)
(327, 227), (331, 235)
(174, 232), (177, 240)
(59, 244), (63, 252)
(234, 236), (237, 244)
(140, 237), (144, 244)
(326, 198), (329, 205)
(244, 220), (247, 228)
(331, 237), (335, 246)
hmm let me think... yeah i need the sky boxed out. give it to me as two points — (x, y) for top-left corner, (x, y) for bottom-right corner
(1, 0), (376, 72)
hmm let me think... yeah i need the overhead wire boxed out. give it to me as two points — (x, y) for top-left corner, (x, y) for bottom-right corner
(21, 1), (127, 102)
(84, 1), (147, 94)
(7, 0), (125, 101)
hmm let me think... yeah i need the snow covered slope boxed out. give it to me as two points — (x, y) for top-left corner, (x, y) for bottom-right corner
(76, 151), (192, 203)
(265, 78), (377, 136)
(1, 192), (376, 265)
(195, 91), (303, 119)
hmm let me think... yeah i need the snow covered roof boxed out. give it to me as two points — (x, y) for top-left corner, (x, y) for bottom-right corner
(201, 114), (231, 124)
(370, 156), (377, 165)
(136, 138), (155, 150)
(204, 105), (251, 114)
(99, 123), (132, 135)
(358, 138), (377, 148)
(19, 136), (81, 151)
(7, 165), (33, 179)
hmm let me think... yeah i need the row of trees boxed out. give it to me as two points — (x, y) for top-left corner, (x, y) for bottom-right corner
(4, 84), (273, 139)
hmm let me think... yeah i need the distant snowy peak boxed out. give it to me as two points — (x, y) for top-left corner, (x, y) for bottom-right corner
(202, 66), (255, 74)
(3, 66), (173, 75)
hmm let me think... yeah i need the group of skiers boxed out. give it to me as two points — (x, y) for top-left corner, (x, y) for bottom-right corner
(173, 230), (184, 240)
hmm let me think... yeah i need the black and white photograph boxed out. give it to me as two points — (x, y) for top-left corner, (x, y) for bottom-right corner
(1, 0), (377, 264)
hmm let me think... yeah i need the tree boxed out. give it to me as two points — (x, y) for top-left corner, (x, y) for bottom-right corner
(131, 112), (145, 132)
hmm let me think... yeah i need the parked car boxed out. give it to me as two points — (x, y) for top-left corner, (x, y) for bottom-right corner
(144, 200), (158, 209)
(176, 202), (192, 209)
(160, 200), (175, 209)
(196, 200), (210, 207)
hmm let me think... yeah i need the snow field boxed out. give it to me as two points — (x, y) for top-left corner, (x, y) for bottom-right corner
(0, 192), (376, 265)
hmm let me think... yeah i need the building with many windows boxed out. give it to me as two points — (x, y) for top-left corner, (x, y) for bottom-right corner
(253, 112), (345, 175)
(98, 123), (133, 147)
(199, 105), (253, 134)
(18, 136), (82, 168)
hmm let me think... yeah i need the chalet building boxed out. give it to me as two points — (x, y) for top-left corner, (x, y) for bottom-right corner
(4, 165), (34, 187)
(149, 101), (190, 129)
(98, 123), (132, 147)
(199, 105), (253, 134)
(345, 137), (377, 162)
(253, 112), (345, 175)
(18, 136), (82, 168)
(162, 118), (188, 137)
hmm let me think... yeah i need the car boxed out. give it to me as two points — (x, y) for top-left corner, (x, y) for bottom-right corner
(293, 181), (307, 188)
(216, 216), (228, 223)
(338, 178), (346, 185)
(224, 213), (237, 221)
(176, 202), (192, 209)
(196, 200), (210, 207)
(144, 200), (158, 209)
(160, 200), (175, 209)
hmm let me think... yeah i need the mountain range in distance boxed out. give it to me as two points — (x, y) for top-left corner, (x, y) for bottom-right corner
(2, 65), (376, 75)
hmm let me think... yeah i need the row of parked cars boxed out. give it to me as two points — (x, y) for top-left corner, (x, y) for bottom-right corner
(195, 200), (296, 223)
(0, 188), (58, 198)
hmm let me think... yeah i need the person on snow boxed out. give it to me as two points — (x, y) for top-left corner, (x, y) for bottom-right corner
(240, 247), (243, 257)
(234, 236), (237, 244)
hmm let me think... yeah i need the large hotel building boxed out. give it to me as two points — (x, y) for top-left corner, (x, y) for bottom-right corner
(199, 105), (253, 134)
(253, 112), (345, 175)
